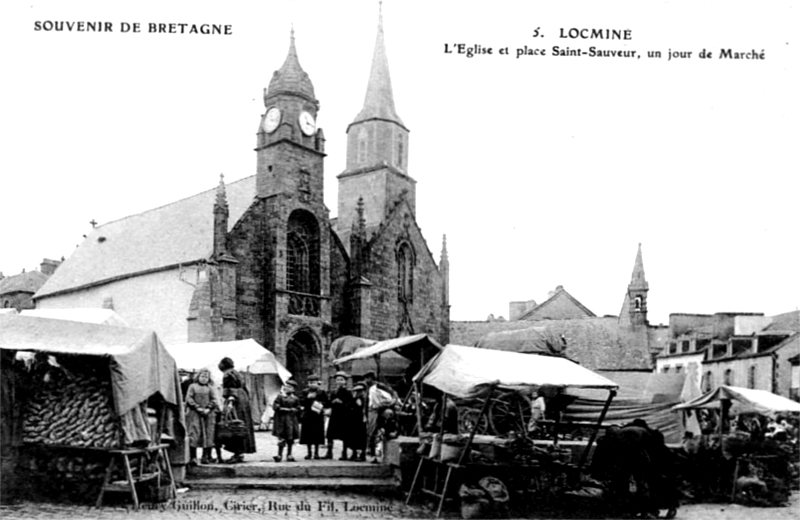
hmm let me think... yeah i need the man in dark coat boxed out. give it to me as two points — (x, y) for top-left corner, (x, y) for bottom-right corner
(325, 371), (354, 460)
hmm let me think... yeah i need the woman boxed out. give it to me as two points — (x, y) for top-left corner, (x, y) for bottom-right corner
(325, 371), (354, 460)
(217, 357), (256, 463)
(185, 368), (218, 465)
(299, 374), (328, 460)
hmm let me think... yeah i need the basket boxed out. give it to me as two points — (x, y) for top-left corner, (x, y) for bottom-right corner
(140, 482), (173, 503)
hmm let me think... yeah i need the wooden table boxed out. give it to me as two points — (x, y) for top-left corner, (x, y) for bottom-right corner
(96, 443), (176, 508)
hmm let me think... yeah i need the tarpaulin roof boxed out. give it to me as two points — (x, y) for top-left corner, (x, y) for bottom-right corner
(333, 333), (442, 365)
(673, 385), (800, 416)
(329, 335), (377, 361)
(166, 339), (291, 383)
(0, 314), (180, 416)
(20, 308), (129, 327)
(415, 344), (618, 398)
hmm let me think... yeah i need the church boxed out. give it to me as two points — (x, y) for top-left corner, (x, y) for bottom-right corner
(33, 14), (450, 386)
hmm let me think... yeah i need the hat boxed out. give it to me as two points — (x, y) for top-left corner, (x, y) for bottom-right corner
(352, 383), (365, 391)
(307, 374), (321, 382)
(334, 371), (349, 379)
(285, 380), (297, 388)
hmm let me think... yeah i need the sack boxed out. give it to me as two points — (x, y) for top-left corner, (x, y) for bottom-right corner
(371, 387), (396, 409)
(311, 401), (324, 414)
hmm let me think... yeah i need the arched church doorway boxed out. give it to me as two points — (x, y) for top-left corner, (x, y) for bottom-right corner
(285, 329), (320, 390)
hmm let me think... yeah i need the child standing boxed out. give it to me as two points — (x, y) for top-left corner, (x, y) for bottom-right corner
(272, 380), (301, 462)
(185, 368), (219, 465)
(349, 383), (368, 461)
(299, 374), (328, 460)
(325, 371), (354, 460)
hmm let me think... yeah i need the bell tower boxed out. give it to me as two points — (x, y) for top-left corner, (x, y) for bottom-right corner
(336, 4), (413, 251)
(620, 243), (649, 327)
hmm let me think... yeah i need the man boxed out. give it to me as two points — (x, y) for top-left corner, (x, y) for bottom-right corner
(362, 371), (397, 460)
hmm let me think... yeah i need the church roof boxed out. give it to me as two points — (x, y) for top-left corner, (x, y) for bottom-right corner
(350, 6), (405, 129)
(517, 286), (596, 321)
(477, 317), (653, 371)
(266, 29), (316, 103)
(0, 270), (49, 296)
(35, 176), (257, 299)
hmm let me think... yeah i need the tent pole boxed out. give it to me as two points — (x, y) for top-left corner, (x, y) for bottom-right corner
(456, 384), (495, 467)
(577, 388), (616, 472)
(414, 383), (423, 436)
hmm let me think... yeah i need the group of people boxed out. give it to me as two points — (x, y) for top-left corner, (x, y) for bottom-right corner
(182, 363), (400, 466)
(182, 357), (257, 465)
(271, 370), (399, 463)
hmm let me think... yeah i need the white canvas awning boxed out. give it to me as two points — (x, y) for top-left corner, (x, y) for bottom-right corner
(333, 333), (442, 365)
(415, 344), (618, 398)
(673, 385), (800, 416)
(166, 339), (291, 383)
(20, 308), (129, 327)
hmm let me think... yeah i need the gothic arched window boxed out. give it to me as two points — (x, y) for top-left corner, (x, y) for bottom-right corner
(287, 209), (320, 295)
(397, 241), (414, 304)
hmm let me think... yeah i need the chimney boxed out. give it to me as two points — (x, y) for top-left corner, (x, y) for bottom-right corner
(40, 258), (61, 276)
(509, 299), (538, 321)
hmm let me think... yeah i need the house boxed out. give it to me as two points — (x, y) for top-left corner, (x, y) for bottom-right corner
(0, 259), (60, 311)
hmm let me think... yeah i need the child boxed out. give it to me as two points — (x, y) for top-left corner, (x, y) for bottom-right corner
(272, 380), (301, 462)
(349, 383), (368, 461)
(299, 374), (328, 460)
(185, 368), (219, 465)
(325, 371), (354, 460)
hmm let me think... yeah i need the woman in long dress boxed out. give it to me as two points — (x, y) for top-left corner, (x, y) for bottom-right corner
(217, 357), (256, 463)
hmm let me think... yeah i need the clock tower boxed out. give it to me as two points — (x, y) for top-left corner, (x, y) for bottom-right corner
(251, 29), (332, 389)
(336, 6), (413, 251)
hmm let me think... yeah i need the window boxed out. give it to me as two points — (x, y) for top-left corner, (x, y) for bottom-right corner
(669, 342), (677, 355)
(681, 340), (690, 353)
(396, 133), (404, 169)
(748, 366), (756, 389)
(396, 242), (414, 304)
(662, 366), (670, 374)
(703, 371), (713, 392)
(286, 210), (320, 295)
(634, 295), (642, 311)
(724, 368), (734, 386)
(675, 365), (683, 374)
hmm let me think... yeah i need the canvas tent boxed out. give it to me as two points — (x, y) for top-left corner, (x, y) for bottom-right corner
(166, 339), (291, 428)
(673, 385), (800, 416)
(0, 314), (186, 460)
(333, 333), (442, 382)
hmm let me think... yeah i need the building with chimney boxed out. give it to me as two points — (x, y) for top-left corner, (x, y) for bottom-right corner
(0, 259), (61, 311)
(451, 244), (667, 371)
(33, 11), (449, 386)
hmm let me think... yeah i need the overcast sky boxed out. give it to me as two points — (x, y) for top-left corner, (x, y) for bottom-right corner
(1, 0), (797, 325)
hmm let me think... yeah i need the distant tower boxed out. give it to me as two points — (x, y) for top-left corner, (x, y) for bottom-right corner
(336, 3), (413, 251)
(620, 243), (649, 327)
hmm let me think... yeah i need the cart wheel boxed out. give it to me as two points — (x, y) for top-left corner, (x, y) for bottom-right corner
(488, 391), (532, 436)
(458, 407), (489, 434)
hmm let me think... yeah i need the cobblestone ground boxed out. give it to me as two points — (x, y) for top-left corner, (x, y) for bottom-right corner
(1, 489), (797, 520)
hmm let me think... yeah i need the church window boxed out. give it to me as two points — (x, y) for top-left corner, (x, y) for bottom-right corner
(357, 128), (368, 164)
(287, 210), (320, 295)
(396, 242), (414, 304)
(396, 133), (404, 169)
(748, 365), (756, 389)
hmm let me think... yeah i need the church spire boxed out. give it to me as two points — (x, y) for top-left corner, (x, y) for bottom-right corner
(629, 242), (649, 291)
(350, 1), (405, 128)
(265, 27), (316, 103)
(620, 243), (649, 327)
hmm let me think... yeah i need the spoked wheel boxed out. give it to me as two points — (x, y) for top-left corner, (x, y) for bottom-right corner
(488, 391), (532, 435)
(458, 406), (489, 434)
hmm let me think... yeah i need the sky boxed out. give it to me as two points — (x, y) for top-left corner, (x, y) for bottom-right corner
(1, 0), (797, 325)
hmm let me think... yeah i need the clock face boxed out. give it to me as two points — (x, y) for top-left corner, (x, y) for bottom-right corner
(299, 111), (316, 136)
(263, 107), (281, 133)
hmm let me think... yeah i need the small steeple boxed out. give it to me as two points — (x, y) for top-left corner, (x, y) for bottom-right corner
(350, 1), (404, 128)
(629, 242), (649, 291)
(213, 174), (229, 258)
(215, 173), (228, 209)
(265, 27), (316, 103)
(440, 234), (449, 266)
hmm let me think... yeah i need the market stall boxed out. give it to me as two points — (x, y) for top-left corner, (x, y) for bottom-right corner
(0, 314), (185, 506)
(405, 344), (618, 517)
(672, 386), (800, 506)
(166, 339), (291, 429)
(332, 333), (442, 380)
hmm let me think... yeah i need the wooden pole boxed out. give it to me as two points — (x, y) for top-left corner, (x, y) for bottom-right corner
(577, 388), (616, 472)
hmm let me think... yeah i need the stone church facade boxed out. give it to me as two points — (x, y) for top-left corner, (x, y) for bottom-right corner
(34, 16), (449, 386)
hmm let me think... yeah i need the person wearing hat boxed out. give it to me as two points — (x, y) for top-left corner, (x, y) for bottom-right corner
(325, 371), (354, 460)
(299, 374), (328, 460)
(272, 380), (302, 462)
(349, 382), (368, 461)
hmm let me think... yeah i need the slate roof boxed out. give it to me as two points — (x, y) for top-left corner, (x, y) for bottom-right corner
(476, 317), (652, 371)
(35, 176), (257, 299)
(762, 310), (800, 334)
(0, 270), (49, 295)
(517, 287), (596, 321)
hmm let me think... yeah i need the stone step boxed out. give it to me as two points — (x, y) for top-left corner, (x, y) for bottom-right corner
(186, 461), (393, 480)
(185, 476), (398, 491)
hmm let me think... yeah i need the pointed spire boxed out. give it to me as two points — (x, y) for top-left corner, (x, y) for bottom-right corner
(629, 243), (648, 290)
(215, 173), (228, 209)
(351, 2), (405, 128)
(266, 27), (316, 103)
(440, 234), (449, 263)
